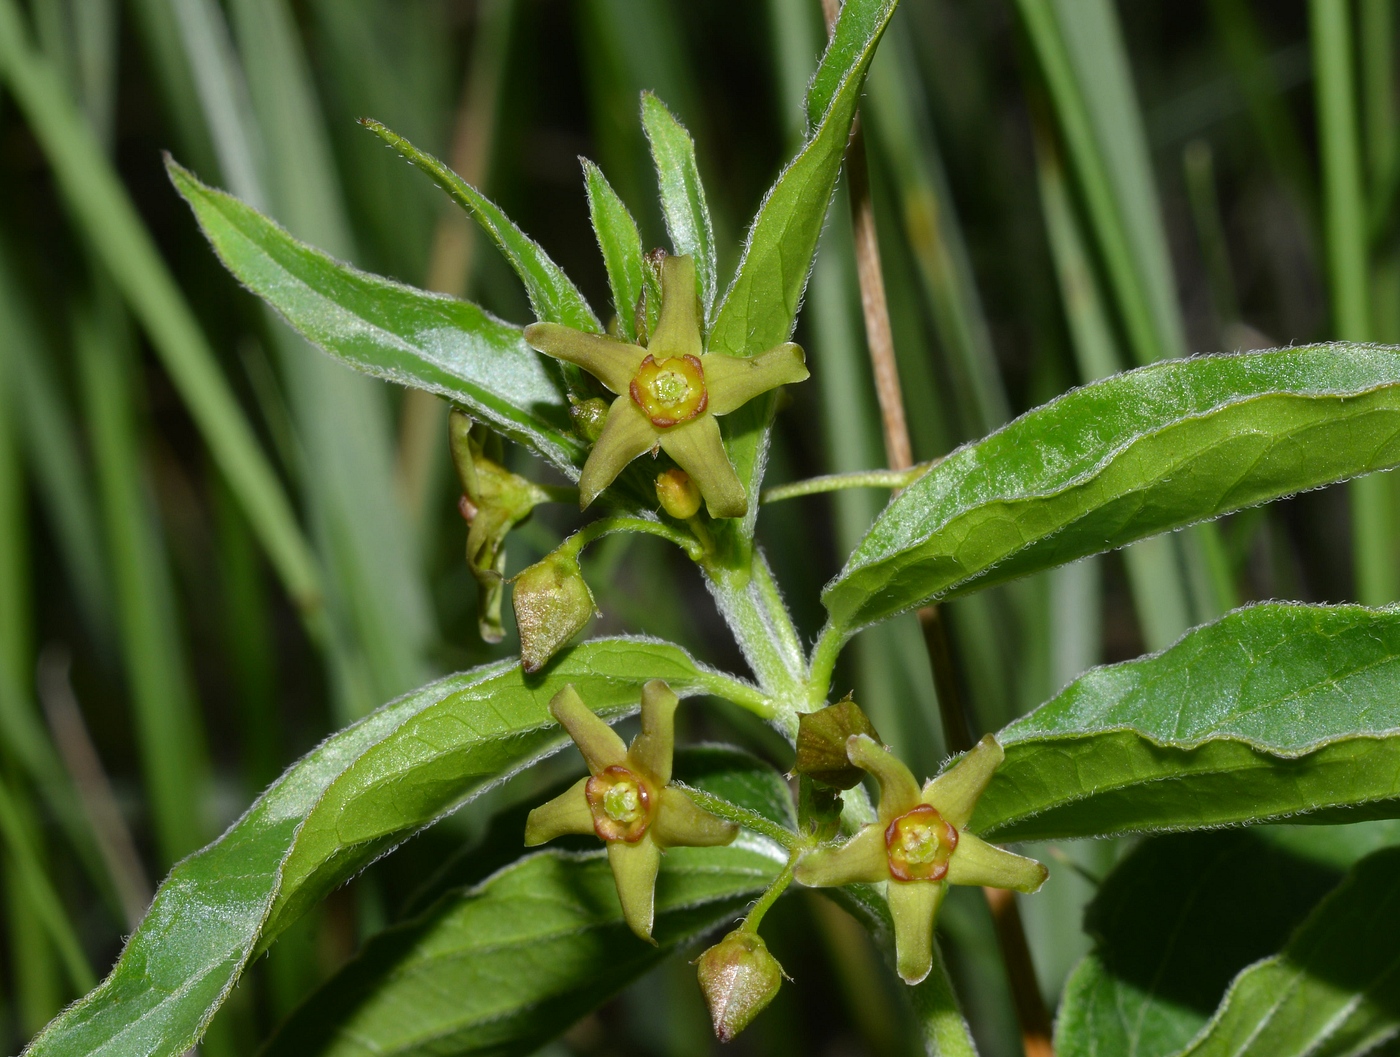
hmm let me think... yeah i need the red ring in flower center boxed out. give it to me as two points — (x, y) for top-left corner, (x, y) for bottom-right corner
(585, 765), (655, 843)
(630, 354), (708, 427)
(885, 803), (958, 882)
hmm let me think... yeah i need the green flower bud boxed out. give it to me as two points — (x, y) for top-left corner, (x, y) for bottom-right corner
(793, 697), (881, 790)
(570, 397), (610, 443)
(696, 928), (784, 1042)
(655, 468), (702, 520)
(512, 549), (597, 672)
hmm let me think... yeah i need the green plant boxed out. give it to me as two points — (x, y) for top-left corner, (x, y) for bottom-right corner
(9, 0), (1400, 1054)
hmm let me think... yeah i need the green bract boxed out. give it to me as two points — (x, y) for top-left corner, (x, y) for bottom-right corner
(525, 255), (809, 517)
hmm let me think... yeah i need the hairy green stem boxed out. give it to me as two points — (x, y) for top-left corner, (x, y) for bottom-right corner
(564, 516), (703, 562)
(760, 464), (931, 504)
(807, 621), (850, 707)
(690, 670), (780, 723)
(741, 850), (801, 932)
(674, 783), (802, 851)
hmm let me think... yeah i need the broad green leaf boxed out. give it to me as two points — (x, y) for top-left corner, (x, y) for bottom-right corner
(361, 118), (601, 334)
(260, 747), (792, 1057)
(708, 0), (897, 533)
(972, 603), (1400, 842)
(1174, 846), (1400, 1057)
(641, 92), (717, 325)
(261, 847), (779, 1057)
(1055, 833), (1340, 1057)
(583, 159), (647, 344)
(24, 639), (765, 1057)
(825, 345), (1400, 632)
(167, 159), (587, 475)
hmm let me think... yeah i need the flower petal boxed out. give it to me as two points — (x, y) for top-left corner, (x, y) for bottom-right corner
(846, 734), (922, 823)
(703, 343), (809, 416)
(923, 735), (1004, 829)
(658, 415), (746, 518)
(946, 833), (1048, 893)
(649, 255), (703, 359)
(794, 824), (889, 887)
(653, 786), (738, 848)
(523, 322), (645, 395)
(549, 684), (628, 774)
(523, 776), (595, 846)
(609, 833), (662, 942)
(631, 679), (678, 784)
(579, 397), (658, 509)
(887, 879), (946, 985)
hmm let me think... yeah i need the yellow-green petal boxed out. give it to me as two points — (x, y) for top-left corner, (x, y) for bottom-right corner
(703, 342), (809, 416)
(846, 734), (922, 823)
(657, 414), (746, 518)
(523, 776), (595, 846)
(923, 734), (1004, 830)
(608, 833), (662, 942)
(631, 679), (678, 784)
(653, 786), (738, 848)
(550, 684), (627, 774)
(523, 322), (645, 395)
(887, 879), (946, 985)
(794, 824), (889, 888)
(579, 397), (658, 509)
(945, 832), (1048, 894)
(649, 255), (702, 359)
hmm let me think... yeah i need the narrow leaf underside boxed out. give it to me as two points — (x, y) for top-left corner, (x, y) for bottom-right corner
(25, 639), (748, 1057)
(973, 603), (1400, 841)
(168, 161), (587, 475)
(826, 345), (1400, 631)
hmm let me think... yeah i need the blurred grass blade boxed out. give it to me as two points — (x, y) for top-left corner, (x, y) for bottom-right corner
(24, 640), (761, 1057)
(0, 0), (324, 619)
(641, 92), (718, 325)
(865, 29), (1010, 436)
(364, 118), (601, 334)
(585, 159), (647, 343)
(76, 301), (210, 865)
(1311, 0), (1397, 605)
(122, 0), (220, 176)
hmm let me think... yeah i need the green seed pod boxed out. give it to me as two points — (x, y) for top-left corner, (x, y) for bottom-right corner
(793, 697), (881, 789)
(512, 549), (597, 672)
(696, 928), (784, 1042)
(655, 468), (702, 519)
(570, 397), (610, 443)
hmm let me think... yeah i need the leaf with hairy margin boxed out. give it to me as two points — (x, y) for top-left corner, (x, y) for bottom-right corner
(24, 639), (765, 1057)
(825, 346), (1400, 632)
(972, 603), (1400, 842)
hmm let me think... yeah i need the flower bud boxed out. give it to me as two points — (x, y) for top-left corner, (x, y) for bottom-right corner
(655, 468), (702, 520)
(570, 398), (610, 443)
(696, 929), (784, 1042)
(512, 549), (598, 672)
(794, 697), (881, 790)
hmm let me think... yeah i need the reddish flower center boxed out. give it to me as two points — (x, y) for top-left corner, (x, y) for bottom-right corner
(885, 804), (958, 882)
(585, 765), (655, 842)
(630, 354), (708, 427)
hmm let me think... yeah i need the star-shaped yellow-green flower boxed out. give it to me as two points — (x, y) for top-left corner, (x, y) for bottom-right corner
(795, 734), (1047, 985)
(525, 680), (738, 941)
(524, 255), (809, 518)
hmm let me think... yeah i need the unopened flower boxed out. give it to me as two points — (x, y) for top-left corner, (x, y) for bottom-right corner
(524, 255), (808, 517)
(511, 548), (597, 672)
(655, 468), (702, 520)
(696, 928), (785, 1041)
(796, 735), (1046, 985)
(525, 681), (738, 940)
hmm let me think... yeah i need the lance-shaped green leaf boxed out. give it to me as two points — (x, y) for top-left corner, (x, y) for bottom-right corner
(825, 345), (1400, 633)
(642, 93), (716, 326)
(707, 0), (897, 531)
(971, 603), (1400, 842)
(1171, 846), (1400, 1057)
(168, 159), (587, 475)
(1054, 832), (1341, 1057)
(23, 639), (767, 1057)
(362, 119), (601, 334)
(261, 750), (789, 1057)
(584, 159), (647, 343)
